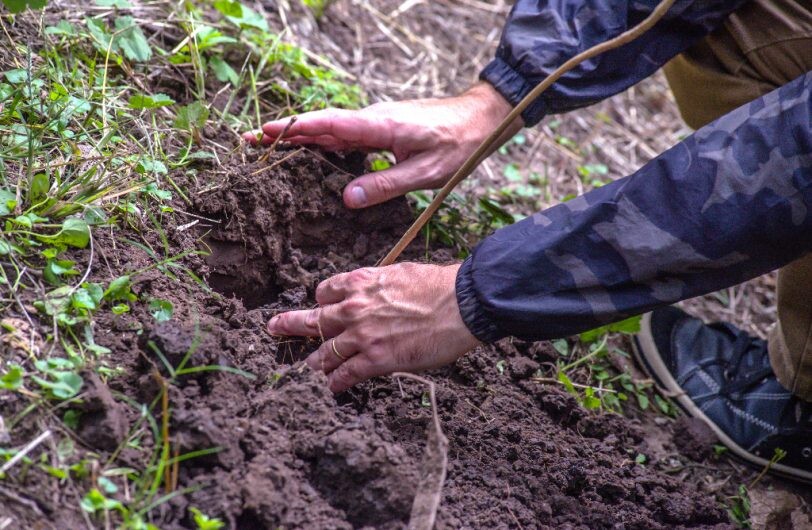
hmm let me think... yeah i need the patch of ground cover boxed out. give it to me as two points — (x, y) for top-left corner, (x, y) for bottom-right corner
(1, 0), (809, 528)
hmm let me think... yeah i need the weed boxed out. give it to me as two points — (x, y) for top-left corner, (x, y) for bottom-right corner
(726, 484), (752, 528)
(409, 190), (522, 259)
(534, 316), (678, 416)
(190, 507), (226, 530)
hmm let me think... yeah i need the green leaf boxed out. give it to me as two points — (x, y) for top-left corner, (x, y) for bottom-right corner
(84, 206), (108, 225)
(209, 56), (239, 85)
(85, 18), (115, 53)
(32, 371), (83, 400)
(103, 275), (132, 301)
(0, 365), (24, 390)
(36, 286), (73, 316)
(111, 303), (130, 315)
(503, 163), (523, 183)
(634, 453), (647, 465)
(96, 0), (132, 6)
(63, 410), (81, 430)
(97, 476), (118, 494)
(582, 386), (601, 409)
(53, 218), (91, 248)
(636, 393), (650, 410)
(128, 93), (174, 109)
(85, 283), (104, 306)
(578, 315), (642, 343)
(45, 20), (79, 36)
(72, 288), (99, 311)
(224, 3), (268, 31)
(44, 259), (79, 285)
(174, 101), (209, 131)
(148, 299), (173, 322)
(557, 371), (576, 396)
(80, 488), (123, 514)
(114, 16), (151, 62)
(552, 339), (569, 357)
(143, 182), (172, 201)
(0, 0), (45, 13)
(13, 215), (32, 228)
(0, 188), (18, 216)
(135, 157), (168, 175)
(3, 69), (27, 84)
(212, 0), (242, 17)
(369, 158), (391, 172)
(190, 507), (226, 530)
(28, 173), (49, 203)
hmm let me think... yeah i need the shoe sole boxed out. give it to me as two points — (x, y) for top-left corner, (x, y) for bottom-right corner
(632, 312), (812, 484)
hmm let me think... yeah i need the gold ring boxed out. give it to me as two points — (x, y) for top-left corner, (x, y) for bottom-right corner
(331, 338), (347, 361)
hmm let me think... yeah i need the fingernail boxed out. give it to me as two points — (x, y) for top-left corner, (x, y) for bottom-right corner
(267, 317), (279, 334)
(349, 186), (367, 207)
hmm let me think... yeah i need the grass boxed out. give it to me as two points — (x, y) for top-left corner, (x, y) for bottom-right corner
(0, 0), (361, 526)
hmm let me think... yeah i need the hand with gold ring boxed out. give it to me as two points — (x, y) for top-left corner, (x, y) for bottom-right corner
(266, 263), (480, 393)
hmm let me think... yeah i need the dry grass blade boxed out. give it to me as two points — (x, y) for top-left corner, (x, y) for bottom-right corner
(0, 430), (52, 475)
(393, 372), (448, 530)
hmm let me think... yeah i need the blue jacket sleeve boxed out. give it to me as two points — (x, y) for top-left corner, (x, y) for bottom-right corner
(457, 71), (812, 342)
(482, 0), (750, 126)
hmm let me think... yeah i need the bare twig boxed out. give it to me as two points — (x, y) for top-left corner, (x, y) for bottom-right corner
(250, 147), (304, 177)
(392, 372), (448, 530)
(0, 429), (52, 474)
(0, 486), (44, 516)
(269, 116), (298, 152)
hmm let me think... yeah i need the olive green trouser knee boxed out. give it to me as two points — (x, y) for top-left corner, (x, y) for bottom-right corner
(661, 0), (812, 401)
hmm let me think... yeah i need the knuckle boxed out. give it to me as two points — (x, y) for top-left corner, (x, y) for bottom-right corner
(340, 299), (365, 319)
(334, 364), (357, 387)
(304, 310), (319, 328)
(347, 268), (373, 286)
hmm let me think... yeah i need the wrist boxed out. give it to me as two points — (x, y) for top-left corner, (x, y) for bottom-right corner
(459, 82), (524, 149)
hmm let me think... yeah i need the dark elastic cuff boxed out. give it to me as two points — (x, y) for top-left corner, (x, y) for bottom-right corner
(455, 256), (505, 343)
(480, 58), (547, 127)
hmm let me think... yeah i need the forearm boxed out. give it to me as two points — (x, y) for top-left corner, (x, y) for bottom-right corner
(484, 0), (750, 126)
(457, 71), (812, 342)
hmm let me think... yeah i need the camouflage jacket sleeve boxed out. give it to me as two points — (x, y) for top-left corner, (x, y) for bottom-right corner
(456, 71), (812, 342)
(482, 0), (749, 126)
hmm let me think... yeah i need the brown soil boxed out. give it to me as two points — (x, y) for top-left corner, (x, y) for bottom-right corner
(1, 145), (747, 529)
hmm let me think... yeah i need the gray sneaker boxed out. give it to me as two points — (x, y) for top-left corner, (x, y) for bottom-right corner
(633, 307), (812, 483)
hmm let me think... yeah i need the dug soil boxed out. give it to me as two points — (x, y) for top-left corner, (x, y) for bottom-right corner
(4, 145), (743, 529)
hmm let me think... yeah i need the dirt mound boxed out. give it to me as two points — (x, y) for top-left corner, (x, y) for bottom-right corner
(3, 145), (734, 529)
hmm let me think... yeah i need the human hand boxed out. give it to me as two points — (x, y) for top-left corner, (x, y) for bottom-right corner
(243, 83), (522, 209)
(266, 263), (479, 393)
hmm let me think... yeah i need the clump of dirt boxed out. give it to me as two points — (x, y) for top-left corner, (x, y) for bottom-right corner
(3, 145), (740, 529)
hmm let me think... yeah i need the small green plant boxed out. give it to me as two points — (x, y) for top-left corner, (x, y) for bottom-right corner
(537, 316), (678, 415)
(190, 507), (226, 530)
(409, 190), (522, 258)
(726, 484), (751, 528)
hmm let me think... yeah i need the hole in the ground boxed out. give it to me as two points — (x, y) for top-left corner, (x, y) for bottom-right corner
(204, 239), (282, 309)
